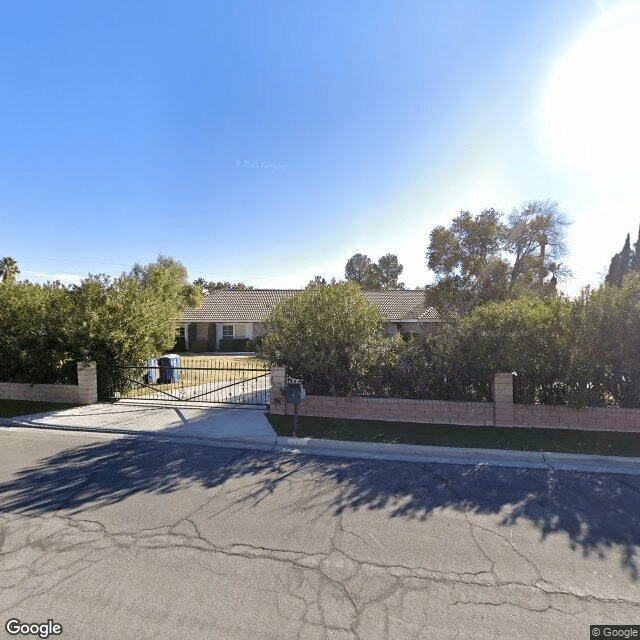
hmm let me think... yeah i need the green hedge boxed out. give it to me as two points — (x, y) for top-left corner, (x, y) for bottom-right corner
(219, 337), (250, 352)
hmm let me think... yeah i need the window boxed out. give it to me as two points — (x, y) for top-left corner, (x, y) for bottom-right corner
(234, 324), (246, 339)
(223, 325), (233, 338)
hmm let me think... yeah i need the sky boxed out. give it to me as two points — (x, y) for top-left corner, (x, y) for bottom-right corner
(1, 0), (639, 295)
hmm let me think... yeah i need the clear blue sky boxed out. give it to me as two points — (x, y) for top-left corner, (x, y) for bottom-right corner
(2, 0), (639, 294)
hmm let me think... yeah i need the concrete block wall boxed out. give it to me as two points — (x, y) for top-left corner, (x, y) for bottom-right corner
(0, 362), (97, 405)
(513, 404), (640, 432)
(270, 368), (640, 433)
(289, 395), (493, 426)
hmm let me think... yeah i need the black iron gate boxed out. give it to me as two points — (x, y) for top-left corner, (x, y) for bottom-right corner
(100, 357), (271, 406)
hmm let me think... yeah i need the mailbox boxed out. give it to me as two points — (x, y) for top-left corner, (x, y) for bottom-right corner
(286, 381), (305, 404)
(286, 380), (306, 437)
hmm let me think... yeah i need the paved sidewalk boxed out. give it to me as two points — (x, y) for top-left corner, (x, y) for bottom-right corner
(2, 401), (639, 475)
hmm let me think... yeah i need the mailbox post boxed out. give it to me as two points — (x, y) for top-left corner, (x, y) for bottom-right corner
(286, 380), (306, 437)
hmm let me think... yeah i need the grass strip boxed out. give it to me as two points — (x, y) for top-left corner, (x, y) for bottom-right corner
(267, 414), (640, 458)
(0, 400), (79, 418)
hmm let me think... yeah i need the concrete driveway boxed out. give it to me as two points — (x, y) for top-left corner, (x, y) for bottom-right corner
(3, 400), (277, 445)
(0, 427), (638, 639)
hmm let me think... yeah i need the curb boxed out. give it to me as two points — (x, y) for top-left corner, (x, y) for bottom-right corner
(273, 436), (640, 475)
(0, 419), (278, 450)
(2, 419), (639, 475)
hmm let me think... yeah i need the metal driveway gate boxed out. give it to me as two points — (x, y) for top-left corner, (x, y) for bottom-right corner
(101, 357), (271, 406)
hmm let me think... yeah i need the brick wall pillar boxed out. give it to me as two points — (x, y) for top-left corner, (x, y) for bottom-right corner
(270, 366), (287, 414)
(493, 372), (514, 427)
(77, 361), (98, 405)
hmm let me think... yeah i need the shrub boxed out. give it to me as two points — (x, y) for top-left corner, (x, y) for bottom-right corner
(567, 275), (640, 407)
(0, 281), (77, 383)
(450, 294), (573, 404)
(262, 281), (402, 395)
(244, 337), (265, 352)
(0, 255), (201, 399)
(219, 338), (250, 352)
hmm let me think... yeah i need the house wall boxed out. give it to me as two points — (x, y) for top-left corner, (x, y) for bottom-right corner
(0, 362), (98, 405)
(270, 368), (640, 433)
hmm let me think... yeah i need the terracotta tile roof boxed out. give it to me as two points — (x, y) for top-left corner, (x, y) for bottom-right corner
(180, 289), (441, 323)
(180, 290), (298, 322)
(360, 290), (440, 321)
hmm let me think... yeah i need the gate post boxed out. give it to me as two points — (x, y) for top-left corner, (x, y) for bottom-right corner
(493, 372), (514, 427)
(77, 361), (98, 405)
(270, 366), (287, 414)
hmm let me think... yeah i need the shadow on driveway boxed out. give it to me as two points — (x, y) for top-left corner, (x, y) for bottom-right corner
(0, 434), (638, 580)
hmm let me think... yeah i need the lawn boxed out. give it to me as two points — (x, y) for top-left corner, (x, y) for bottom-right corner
(267, 414), (640, 458)
(0, 399), (79, 418)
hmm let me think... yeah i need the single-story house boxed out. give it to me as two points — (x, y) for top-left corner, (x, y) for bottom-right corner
(178, 289), (442, 352)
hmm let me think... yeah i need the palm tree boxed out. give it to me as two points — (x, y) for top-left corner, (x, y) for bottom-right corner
(0, 257), (20, 283)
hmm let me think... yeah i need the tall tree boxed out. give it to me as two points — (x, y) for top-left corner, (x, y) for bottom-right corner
(345, 254), (374, 286)
(0, 256), (20, 284)
(307, 275), (327, 286)
(632, 225), (640, 272)
(192, 279), (254, 294)
(605, 226), (640, 286)
(506, 200), (571, 294)
(605, 233), (632, 287)
(426, 201), (571, 315)
(629, 229), (640, 272)
(193, 277), (209, 293)
(345, 253), (405, 289)
(377, 253), (405, 289)
(426, 208), (511, 314)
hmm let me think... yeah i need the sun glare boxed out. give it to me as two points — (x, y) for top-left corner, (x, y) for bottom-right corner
(544, 1), (640, 177)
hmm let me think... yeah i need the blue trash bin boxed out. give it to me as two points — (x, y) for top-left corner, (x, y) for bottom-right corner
(146, 358), (159, 384)
(158, 354), (181, 383)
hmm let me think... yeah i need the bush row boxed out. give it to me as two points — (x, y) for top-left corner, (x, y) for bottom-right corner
(0, 257), (201, 398)
(263, 277), (640, 408)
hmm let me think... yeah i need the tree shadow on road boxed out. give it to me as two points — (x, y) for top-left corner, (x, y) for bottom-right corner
(0, 433), (638, 580)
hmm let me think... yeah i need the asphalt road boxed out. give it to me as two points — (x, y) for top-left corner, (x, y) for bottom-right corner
(0, 428), (638, 640)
